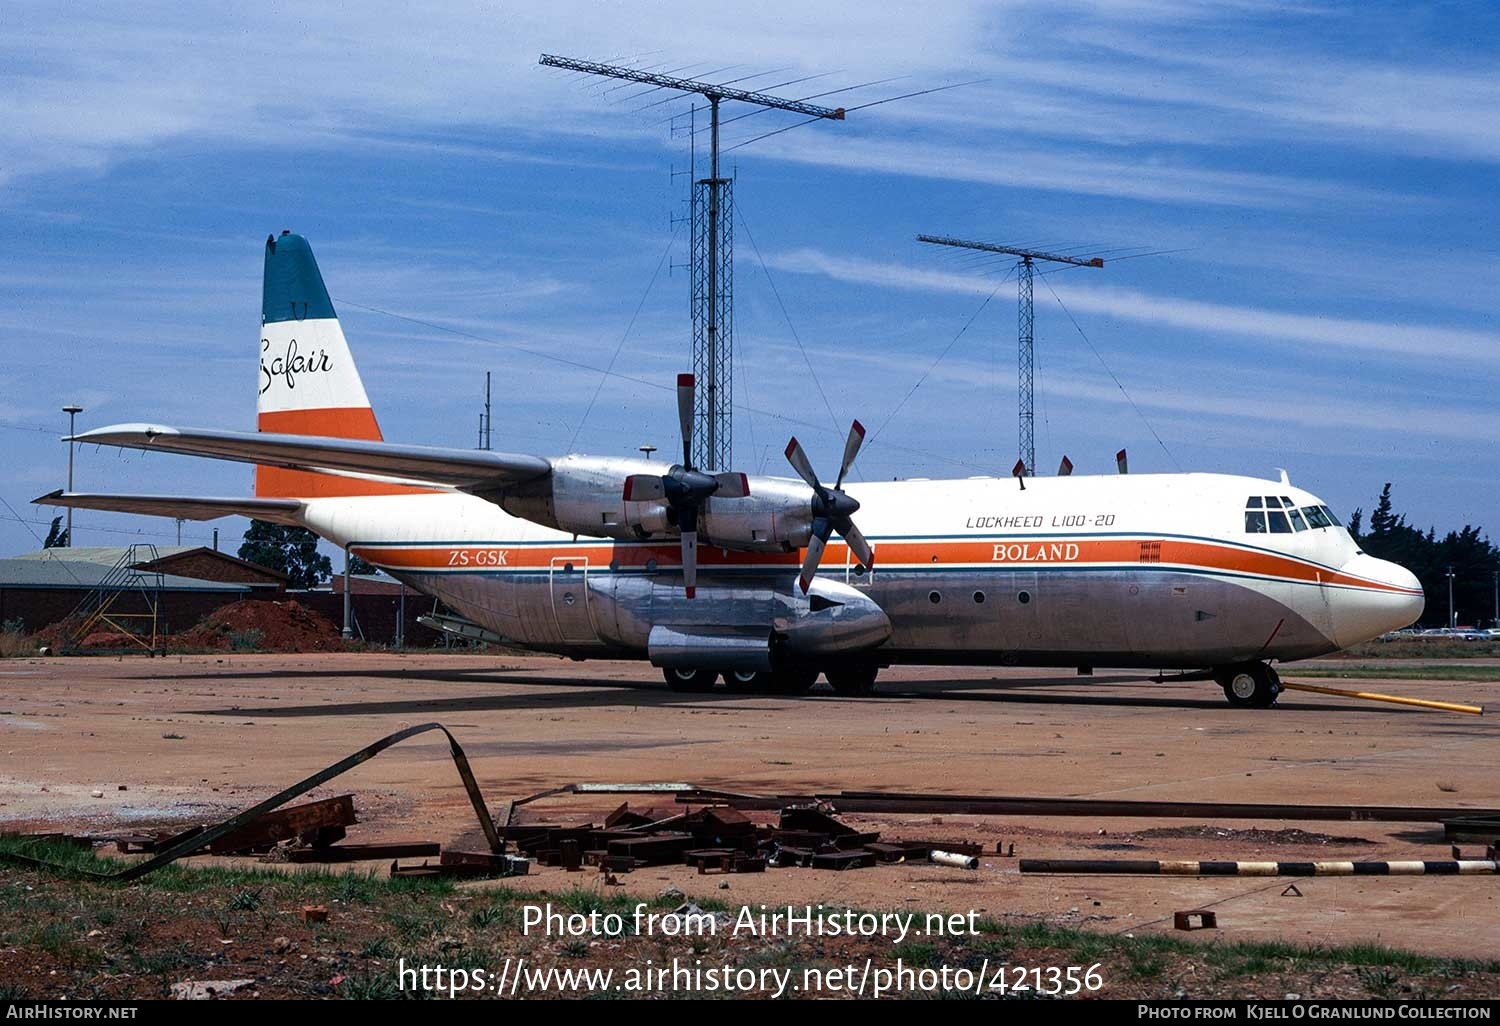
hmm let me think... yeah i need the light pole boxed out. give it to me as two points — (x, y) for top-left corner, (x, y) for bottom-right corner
(1446, 566), (1456, 629)
(62, 404), (82, 547)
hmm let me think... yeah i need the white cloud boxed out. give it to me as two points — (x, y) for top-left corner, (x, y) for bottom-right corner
(768, 248), (1500, 363)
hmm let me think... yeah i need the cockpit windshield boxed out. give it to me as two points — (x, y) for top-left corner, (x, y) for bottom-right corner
(1245, 495), (1341, 534)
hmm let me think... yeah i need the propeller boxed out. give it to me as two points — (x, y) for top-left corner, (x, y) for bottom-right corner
(621, 374), (748, 598)
(784, 420), (875, 594)
(1058, 455), (1073, 477)
(1116, 448), (1129, 475)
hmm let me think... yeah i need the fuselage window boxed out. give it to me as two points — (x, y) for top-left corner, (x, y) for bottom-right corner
(1302, 506), (1331, 529)
(1321, 505), (1342, 527)
(1246, 496), (1263, 509)
(1287, 508), (1308, 531)
(1263, 496), (1283, 508)
(1245, 511), (1268, 533)
(1267, 510), (1292, 533)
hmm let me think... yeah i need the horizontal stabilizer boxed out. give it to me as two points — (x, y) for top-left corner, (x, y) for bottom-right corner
(71, 424), (552, 492)
(34, 491), (305, 525)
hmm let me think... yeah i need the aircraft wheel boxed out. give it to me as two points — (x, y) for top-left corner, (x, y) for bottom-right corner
(722, 669), (774, 693)
(1216, 662), (1278, 708)
(826, 665), (879, 697)
(662, 667), (715, 693)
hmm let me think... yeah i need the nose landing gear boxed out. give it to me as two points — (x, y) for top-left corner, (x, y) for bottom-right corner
(1215, 661), (1282, 708)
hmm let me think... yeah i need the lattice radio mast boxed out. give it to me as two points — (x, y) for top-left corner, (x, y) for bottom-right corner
(917, 235), (1104, 475)
(541, 54), (846, 469)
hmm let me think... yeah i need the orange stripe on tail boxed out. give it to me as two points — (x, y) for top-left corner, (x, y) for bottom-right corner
(254, 408), (436, 499)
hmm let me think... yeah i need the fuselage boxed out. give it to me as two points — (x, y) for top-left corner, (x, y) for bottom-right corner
(297, 469), (1423, 671)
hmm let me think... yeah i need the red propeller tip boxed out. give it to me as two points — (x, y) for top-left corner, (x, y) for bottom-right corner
(685, 586), (696, 599)
(677, 373), (695, 387)
(851, 420), (865, 438)
(784, 438), (800, 457)
(622, 479), (634, 501)
(798, 577), (811, 594)
(1116, 449), (1127, 461)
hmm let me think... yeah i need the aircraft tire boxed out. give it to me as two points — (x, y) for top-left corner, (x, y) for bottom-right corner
(722, 669), (774, 693)
(662, 667), (716, 693)
(826, 665), (879, 697)
(1217, 663), (1278, 709)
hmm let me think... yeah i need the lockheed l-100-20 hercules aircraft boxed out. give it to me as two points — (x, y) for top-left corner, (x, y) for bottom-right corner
(39, 233), (1424, 706)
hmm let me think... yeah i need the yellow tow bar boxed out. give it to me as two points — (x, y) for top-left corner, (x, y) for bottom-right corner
(1281, 680), (1484, 716)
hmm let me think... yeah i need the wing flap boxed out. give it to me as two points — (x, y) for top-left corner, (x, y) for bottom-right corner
(72, 424), (552, 490)
(35, 491), (305, 525)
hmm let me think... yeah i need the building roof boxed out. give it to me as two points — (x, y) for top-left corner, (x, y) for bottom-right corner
(7, 545), (287, 585)
(140, 547), (289, 583)
(0, 558), (251, 593)
(9, 545), (196, 564)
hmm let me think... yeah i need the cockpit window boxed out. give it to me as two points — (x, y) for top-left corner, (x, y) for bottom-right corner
(1248, 495), (1342, 534)
(1302, 506), (1332, 529)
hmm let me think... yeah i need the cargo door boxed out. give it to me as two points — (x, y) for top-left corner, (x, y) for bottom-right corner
(548, 556), (597, 644)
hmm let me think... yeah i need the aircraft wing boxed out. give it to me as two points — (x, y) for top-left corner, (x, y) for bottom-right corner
(34, 491), (306, 525)
(70, 424), (552, 491)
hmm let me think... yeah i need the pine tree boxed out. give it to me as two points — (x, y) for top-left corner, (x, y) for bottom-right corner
(42, 516), (69, 549)
(1368, 483), (1396, 538)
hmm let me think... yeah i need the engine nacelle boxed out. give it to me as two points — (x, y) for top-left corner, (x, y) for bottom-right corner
(494, 455), (815, 552)
(495, 454), (656, 540)
(698, 477), (813, 551)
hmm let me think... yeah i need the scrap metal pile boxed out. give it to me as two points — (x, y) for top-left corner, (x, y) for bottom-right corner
(501, 802), (985, 875)
(111, 793), (527, 879)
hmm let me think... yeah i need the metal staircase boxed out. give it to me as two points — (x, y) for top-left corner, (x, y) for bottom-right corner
(59, 545), (164, 653)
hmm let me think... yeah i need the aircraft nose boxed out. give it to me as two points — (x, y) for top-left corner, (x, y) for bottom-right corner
(1332, 553), (1425, 646)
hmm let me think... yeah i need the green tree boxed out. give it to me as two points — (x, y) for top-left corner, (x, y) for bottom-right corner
(347, 552), (377, 576)
(42, 516), (69, 549)
(237, 520), (332, 589)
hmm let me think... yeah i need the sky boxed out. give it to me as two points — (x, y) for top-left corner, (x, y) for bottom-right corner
(2, 0), (1497, 560)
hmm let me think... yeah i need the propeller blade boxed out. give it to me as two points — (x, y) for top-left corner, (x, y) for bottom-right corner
(798, 518), (831, 594)
(677, 373), (695, 468)
(841, 521), (875, 569)
(622, 474), (666, 502)
(784, 437), (822, 493)
(680, 530), (697, 598)
(712, 471), (749, 499)
(835, 420), (866, 489)
(1058, 455), (1073, 477)
(1116, 448), (1128, 475)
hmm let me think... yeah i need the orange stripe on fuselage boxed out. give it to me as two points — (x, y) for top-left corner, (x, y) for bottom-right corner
(354, 535), (1417, 595)
(254, 408), (437, 499)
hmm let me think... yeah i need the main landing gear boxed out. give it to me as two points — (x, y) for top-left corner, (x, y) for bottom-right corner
(661, 665), (879, 696)
(1214, 661), (1282, 709)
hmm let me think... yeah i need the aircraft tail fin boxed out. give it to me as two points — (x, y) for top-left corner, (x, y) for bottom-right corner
(256, 232), (418, 498)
